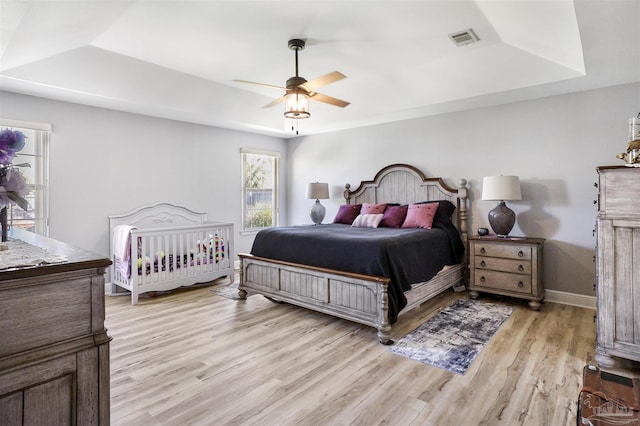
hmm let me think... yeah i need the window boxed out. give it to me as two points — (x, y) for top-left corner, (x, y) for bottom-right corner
(0, 119), (50, 236)
(241, 149), (278, 232)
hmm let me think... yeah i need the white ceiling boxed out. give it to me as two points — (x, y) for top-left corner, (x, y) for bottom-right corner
(1, 0), (638, 138)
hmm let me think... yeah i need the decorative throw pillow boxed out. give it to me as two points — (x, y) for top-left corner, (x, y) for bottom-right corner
(417, 200), (456, 224)
(351, 213), (384, 228)
(361, 203), (387, 215)
(333, 204), (362, 225)
(379, 204), (408, 228)
(401, 202), (439, 229)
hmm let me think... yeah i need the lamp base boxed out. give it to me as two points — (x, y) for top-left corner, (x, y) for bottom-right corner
(310, 200), (326, 225)
(488, 201), (516, 237)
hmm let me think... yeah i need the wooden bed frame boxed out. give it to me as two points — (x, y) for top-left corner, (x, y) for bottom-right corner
(238, 164), (468, 344)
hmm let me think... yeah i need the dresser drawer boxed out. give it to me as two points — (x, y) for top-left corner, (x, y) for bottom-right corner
(474, 242), (531, 260)
(474, 256), (531, 275)
(473, 270), (532, 294)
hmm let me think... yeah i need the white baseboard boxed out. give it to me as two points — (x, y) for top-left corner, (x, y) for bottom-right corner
(545, 289), (596, 310)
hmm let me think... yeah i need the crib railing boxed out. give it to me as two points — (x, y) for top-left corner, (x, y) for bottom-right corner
(112, 222), (234, 304)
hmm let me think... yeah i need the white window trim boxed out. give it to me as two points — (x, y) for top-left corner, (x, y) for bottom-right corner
(0, 118), (51, 236)
(0, 118), (52, 132)
(241, 148), (279, 234)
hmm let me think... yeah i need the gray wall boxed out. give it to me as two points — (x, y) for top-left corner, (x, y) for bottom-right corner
(2, 83), (639, 298)
(286, 82), (640, 297)
(0, 91), (287, 263)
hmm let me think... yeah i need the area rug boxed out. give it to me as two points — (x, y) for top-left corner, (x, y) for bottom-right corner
(389, 299), (513, 375)
(210, 281), (251, 300)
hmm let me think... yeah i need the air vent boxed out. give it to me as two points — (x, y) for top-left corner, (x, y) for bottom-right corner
(448, 29), (479, 46)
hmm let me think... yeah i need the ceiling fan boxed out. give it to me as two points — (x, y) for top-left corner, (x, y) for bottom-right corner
(233, 39), (350, 119)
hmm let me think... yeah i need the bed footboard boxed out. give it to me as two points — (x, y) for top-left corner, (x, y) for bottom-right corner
(239, 254), (394, 344)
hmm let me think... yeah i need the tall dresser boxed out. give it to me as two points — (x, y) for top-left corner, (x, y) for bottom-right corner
(0, 229), (111, 425)
(595, 166), (640, 367)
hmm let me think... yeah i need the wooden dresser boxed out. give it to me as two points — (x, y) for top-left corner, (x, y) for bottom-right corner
(595, 166), (640, 367)
(468, 236), (545, 310)
(0, 229), (111, 425)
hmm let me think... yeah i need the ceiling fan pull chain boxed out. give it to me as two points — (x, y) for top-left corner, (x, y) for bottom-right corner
(290, 119), (300, 135)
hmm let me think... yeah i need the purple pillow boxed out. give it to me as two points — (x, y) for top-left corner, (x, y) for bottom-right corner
(333, 204), (362, 225)
(379, 205), (408, 228)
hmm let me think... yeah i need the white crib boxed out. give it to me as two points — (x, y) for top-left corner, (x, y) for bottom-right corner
(109, 202), (234, 304)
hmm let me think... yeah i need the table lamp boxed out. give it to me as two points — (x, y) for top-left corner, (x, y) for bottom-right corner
(306, 182), (329, 225)
(481, 175), (522, 237)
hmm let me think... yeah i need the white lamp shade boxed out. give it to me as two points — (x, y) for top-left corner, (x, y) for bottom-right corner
(482, 176), (522, 201)
(306, 182), (329, 200)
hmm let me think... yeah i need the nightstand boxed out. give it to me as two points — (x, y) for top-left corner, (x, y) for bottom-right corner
(468, 236), (545, 310)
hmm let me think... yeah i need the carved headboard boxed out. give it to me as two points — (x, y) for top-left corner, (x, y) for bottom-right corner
(108, 202), (209, 230)
(343, 163), (468, 243)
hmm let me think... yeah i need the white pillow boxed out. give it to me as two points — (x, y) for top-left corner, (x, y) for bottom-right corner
(351, 213), (384, 228)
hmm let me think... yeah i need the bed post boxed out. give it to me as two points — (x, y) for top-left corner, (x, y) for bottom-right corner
(457, 179), (469, 285)
(238, 256), (247, 299)
(343, 183), (352, 204)
(378, 282), (393, 345)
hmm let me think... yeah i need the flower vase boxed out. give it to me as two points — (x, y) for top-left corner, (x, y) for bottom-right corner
(1, 206), (7, 242)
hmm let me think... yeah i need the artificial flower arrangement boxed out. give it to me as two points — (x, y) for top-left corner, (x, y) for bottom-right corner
(0, 129), (30, 212)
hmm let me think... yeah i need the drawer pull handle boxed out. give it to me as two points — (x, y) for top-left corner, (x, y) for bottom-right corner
(517, 281), (524, 288)
(480, 248), (486, 254)
(518, 265), (524, 272)
(480, 276), (486, 283)
(480, 260), (486, 267)
(518, 250), (524, 257)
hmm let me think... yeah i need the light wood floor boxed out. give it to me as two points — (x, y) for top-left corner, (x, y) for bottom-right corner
(106, 280), (604, 425)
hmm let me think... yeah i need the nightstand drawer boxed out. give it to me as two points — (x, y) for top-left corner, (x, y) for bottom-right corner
(474, 270), (532, 294)
(474, 242), (531, 260)
(474, 257), (531, 275)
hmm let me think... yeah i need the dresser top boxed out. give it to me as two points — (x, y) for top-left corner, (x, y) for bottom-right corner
(0, 228), (111, 280)
(597, 165), (640, 172)
(470, 235), (546, 245)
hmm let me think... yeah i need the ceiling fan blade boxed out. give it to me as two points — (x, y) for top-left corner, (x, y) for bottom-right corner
(310, 92), (350, 108)
(300, 71), (346, 92)
(232, 79), (286, 91)
(263, 96), (286, 108)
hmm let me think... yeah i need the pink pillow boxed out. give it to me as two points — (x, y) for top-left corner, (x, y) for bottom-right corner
(401, 202), (439, 229)
(361, 203), (387, 215)
(333, 204), (362, 225)
(380, 205), (408, 228)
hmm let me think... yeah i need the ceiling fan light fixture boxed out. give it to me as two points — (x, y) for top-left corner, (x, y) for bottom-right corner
(234, 38), (348, 119)
(284, 91), (310, 119)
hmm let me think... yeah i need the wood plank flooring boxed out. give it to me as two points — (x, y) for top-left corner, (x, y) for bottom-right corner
(106, 280), (605, 425)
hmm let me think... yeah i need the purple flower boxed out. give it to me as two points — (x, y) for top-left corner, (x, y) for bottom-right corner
(2, 169), (27, 196)
(0, 168), (29, 211)
(0, 129), (27, 164)
(0, 130), (29, 211)
(0, 151), (12, 164)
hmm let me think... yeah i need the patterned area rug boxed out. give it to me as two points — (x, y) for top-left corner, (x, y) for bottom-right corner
(389, 298), (513, 375)
(210, 281), (248, 300)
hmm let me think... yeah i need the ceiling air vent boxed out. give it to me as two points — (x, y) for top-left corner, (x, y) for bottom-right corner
(448, 29), (479, 47)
